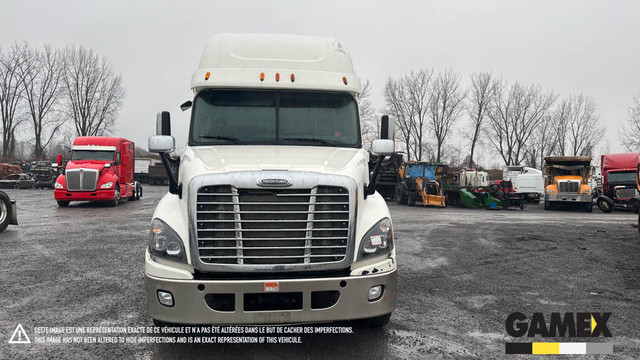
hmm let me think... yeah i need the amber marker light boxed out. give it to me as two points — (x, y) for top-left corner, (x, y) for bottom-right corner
(275, 73), (280, 82)
(290, 74), (295, 82)
(205, 72), (210, 80)
(343, 76), (348, 85)
(260, 72), (265, 81)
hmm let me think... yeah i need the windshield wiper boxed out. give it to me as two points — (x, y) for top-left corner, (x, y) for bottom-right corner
(199, 135), (246, 145)
(281, 137), (335, 147)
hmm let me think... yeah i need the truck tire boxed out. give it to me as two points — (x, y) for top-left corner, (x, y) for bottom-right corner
(396, 186), (407, 205)
(596, 196), (613, 213)
(137, 184), (142, 200)
(57, 201), (69, 207)
(108, 187), (120, 207)
(12, 183), (19, 189)
(585, 201), (593, 212)
(130, 183), (139, 201)
(358, 313), (391, 328)
(0, 192), (11, 232)
(544, 201), (551, 210)
(408, 191), (417, 206)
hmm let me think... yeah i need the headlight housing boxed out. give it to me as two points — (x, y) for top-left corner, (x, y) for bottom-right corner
(55, 182), (63, 189)
(100, 182), (114, 189)
(148, 219), (187, 264)
(583, 189), (592, 194)
(357, 218), (393, 261)
(545, 189), (556, 193)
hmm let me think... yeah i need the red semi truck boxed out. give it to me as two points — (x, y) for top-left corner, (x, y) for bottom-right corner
(54, 137), (142, 207)
(596, 152), (640, 212)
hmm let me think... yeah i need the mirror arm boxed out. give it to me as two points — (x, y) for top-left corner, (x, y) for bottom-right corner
(365, 155), (386, 199)
(160, 152), (182, 198)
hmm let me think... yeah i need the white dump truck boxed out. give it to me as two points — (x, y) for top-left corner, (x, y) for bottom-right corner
(145, 33), (397, 327)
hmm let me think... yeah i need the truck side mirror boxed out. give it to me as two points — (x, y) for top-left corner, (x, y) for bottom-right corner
(56, 154), (62, 167)
(380, 115), (395, 140)
(371, 139), (395, 156)
(180, 100), (192, 112)
(149, 135), (175, 153)
(156, 111), (171, 136)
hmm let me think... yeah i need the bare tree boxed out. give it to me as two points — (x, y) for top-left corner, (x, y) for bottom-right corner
(19, 45), (65, 159)
(428, 69), (466, 162)
(552, 94), (603, 156)
(0, 43), (28, 158)
(486, 81), (556, 166)
(465, 72), (497, 168)
(621, 92), (640, 151)
(384, 77), (414, 161)
(405, 69), (433, 161)
(61, 45), (125, 136)
(358, 79), (377, 150)
(526, 114), (557, 169)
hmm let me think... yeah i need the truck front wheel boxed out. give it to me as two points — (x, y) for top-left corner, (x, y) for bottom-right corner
(57, 201), (69, 207)
(108, 188), (120, 207)
(0, 192), (11, 232)
(596, 196), (613, 213)
(357, 313), (391, 328)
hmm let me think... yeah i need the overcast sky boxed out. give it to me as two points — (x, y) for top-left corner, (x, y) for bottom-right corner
(1, 0), (639, 163)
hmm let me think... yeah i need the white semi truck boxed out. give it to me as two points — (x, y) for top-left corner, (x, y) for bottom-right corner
(145, 33), (397, 327)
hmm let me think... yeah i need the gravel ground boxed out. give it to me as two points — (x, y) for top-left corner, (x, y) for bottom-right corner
(0, 186), (639, 359)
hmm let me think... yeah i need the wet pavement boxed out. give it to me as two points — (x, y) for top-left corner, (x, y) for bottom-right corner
(1, 186), (639, 359)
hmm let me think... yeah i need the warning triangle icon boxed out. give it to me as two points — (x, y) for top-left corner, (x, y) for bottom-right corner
(8, 324), (31, 344)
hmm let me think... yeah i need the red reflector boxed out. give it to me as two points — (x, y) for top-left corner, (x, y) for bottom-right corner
(275, 73), (280, 82)
(290, 74), (295, 82)
(342, 76), (348, 85)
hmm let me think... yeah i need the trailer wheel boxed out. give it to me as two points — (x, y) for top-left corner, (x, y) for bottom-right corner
(396, 186), (407, 205)
(408, 191), (417, 206)
(129, 183), (140, 201)
(357, 313), (391, 328)
(57, 201), (69, 207)
(0, 192), (11, 232)
(596, 197), (613, 213)
(137, 184), (142, 200)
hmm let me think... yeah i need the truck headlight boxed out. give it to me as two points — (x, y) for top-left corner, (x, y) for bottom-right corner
(546, 189), (556, 193)
(148, 219), (187, 264)
(583, 189), (591, 194)
(55, 182), (63, 189)
(357, 218), (393, 260)
(100, 182), (114, 189)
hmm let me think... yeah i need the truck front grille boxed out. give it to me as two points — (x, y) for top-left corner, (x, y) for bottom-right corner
(616, 188), (638, 199)
(195, 185), (350, 266)
(558, 181), (580, 193)
(65, 169), (99, 191)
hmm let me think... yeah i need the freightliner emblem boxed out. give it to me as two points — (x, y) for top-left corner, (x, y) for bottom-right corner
(258, 178), (291, 187)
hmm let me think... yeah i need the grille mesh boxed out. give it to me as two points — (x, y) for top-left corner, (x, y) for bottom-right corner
(616, 188), (638, 199)
(196, 185), (349, 265)
(65, 169), (99, 191)
(558, 181), (580, 193)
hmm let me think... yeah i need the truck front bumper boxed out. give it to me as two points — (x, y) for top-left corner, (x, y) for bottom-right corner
(54, 189), (115, 202)
(545, 193), (591, 203)
(145, 269), (397, 325)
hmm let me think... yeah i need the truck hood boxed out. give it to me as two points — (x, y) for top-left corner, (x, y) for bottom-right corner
(65, 161), (109, 171)
(180, 145), (370, 185)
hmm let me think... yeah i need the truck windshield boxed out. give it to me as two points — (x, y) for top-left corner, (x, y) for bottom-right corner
(72, 150), (114, 161)
(190, 90), (360, 147)
(608, 171), (636, 184)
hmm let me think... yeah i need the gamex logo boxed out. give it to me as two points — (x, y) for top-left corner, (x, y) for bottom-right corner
(504, 312), (613, 355)
(506, 312), (612, 338)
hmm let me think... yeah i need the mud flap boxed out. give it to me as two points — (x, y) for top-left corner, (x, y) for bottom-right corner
(9, 200), (17, 225)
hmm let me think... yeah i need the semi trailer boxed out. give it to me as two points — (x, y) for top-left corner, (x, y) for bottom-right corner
(145, 33), (397, 327)
(54, 136), (142, 207)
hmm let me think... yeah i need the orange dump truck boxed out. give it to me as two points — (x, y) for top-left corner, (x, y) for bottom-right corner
(543, 156), (593, 212)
